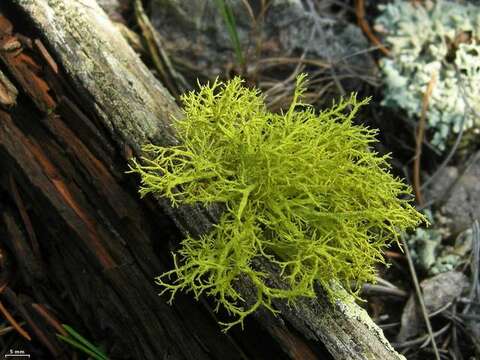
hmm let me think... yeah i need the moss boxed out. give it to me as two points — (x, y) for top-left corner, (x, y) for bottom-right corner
(130, 75), (425, 330)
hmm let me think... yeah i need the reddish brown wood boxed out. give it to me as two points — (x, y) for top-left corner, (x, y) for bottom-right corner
(0, 15), (55, 112)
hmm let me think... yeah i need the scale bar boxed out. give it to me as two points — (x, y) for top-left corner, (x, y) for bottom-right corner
(5, 355), (30, 358)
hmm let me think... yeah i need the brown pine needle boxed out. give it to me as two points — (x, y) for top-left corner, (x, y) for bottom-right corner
(413, 72), (437, 206)
(355, 0), (391, 57)
(0, 300), (31, 341)
(31, 303), (68, 336)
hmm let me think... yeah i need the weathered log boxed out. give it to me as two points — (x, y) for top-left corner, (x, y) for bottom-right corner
(1, 0), (405, 359)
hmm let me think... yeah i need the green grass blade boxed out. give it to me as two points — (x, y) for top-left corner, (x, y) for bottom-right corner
(61, 324), (108, 359)
(57, 334), (108, 360)
(213, 0), (244, 66)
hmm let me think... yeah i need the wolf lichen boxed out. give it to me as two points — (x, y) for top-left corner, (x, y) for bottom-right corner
(131, 75), (424, 330)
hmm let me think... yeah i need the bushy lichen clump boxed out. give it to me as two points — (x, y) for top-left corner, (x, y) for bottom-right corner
(376, 0), (480, 150)
(131, 75), (424, 329)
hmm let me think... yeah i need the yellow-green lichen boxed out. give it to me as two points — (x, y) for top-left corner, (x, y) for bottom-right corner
(130, 75), (424, 330)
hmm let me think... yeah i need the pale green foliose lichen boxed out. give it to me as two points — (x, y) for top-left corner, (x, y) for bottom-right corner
(130, 75), (424, 330)
(376, 0), (480, 150)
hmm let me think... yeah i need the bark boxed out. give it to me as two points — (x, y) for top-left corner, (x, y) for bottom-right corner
(0, 0), (405, 359)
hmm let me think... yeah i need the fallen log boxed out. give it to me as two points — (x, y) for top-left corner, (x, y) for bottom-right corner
(0, 0), (405, 359)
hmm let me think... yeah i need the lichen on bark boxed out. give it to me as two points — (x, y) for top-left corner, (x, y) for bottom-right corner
(130, 75), (425, 329)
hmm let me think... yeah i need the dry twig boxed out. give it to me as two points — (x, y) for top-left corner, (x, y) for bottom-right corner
(401, 233), (441, 360)
(134, 0), (188, 98)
